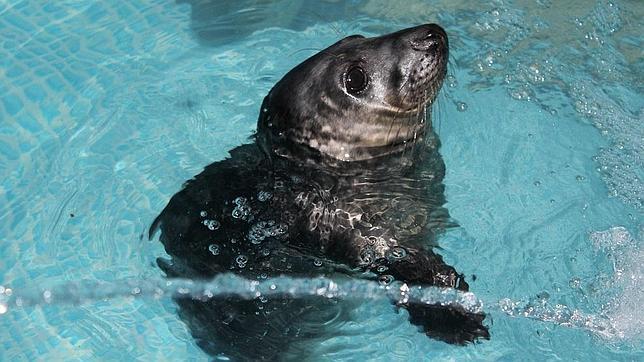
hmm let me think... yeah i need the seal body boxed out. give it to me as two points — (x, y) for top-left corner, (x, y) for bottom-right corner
(151, 24), (489, 360)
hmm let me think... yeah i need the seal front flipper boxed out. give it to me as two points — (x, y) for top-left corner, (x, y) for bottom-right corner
(385, 247), (490, 344)
(149, 143), (268, 273)
(405, 302), (489, 345)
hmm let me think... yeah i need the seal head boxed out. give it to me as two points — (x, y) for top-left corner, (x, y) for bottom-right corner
(258, 24), (448, 164)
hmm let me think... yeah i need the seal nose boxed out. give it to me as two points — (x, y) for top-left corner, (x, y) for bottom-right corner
(410, 24), (448, 52)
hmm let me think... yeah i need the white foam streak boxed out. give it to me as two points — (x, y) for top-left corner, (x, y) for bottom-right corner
(0, 274), (483, 315)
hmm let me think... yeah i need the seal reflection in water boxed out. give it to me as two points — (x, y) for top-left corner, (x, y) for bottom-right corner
(150, 23), (489, 360)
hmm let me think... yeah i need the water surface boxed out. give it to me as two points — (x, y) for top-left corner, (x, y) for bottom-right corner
(0, 0), (641, 360)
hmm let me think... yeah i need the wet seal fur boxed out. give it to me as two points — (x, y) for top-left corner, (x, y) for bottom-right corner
(150, 24), (489, 360)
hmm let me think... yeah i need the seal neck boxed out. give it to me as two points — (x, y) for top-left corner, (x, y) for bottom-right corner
(257, 127), (441, 178)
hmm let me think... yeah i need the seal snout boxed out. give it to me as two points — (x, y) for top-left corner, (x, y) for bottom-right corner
(410, 24), (448, 52)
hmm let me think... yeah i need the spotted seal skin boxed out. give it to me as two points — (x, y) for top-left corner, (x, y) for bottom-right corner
(150, 24), (489, 360)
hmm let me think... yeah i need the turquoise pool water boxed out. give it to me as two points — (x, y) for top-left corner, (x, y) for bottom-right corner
(0, 0), (642, 360)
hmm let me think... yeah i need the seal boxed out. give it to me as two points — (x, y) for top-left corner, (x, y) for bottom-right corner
(150, 23), (489, 360)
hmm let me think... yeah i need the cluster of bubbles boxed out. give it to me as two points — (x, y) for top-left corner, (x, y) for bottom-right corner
(231, 197), (253, 221)
(247, 220), (288, 244)
(466, 0), (641, 210)
(572, 82), (643, 210)
(359, 245), (410, 286)
(498, 297), (618, 338)
(200, 211), (220, 231)
(589, 227), (643, 339)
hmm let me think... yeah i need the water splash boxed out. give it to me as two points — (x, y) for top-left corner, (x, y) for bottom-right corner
(590, 227), (644, 340)
(0, 274), (483, 315)
(499, 226), (644, 342)
(498, 297), (619, 338)
(2, 269), (636, 341)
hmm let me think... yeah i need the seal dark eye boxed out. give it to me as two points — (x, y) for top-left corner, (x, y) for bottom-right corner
(345, 66), (368, 94)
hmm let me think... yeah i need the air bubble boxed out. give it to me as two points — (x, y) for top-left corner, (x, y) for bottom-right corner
(379, 275), (394, 285)
(43, 290), (52, 303)
(208, 244), (221, 256)
(290, 175), (303, 184)
(376, 265), (389, 273)
(202, 219), (220, 231)
(456, 101), (468, 112)
(388, 246), (407, 260)
(236, 255), (248, 268)
(360, 249), (375, 264)
(257, 191), (272, 202)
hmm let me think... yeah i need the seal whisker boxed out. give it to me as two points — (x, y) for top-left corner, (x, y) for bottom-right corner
(289, 47), (324, 55)
(390, 77), (417, 145)
(408, 93), (424, 157)
(289, 48), (339, 60)
(435, 87), (447, 138)
(385, 75), (412, 145)
(300, 9), (346, 38)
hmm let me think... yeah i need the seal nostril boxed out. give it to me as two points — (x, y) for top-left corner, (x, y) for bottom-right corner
(411, 38), (439, 52)
(410, 29), (444, 52)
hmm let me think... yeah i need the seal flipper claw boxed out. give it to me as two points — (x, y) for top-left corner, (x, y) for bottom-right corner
(383, 247), (490, 343)
(406, 303), (490, 344)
